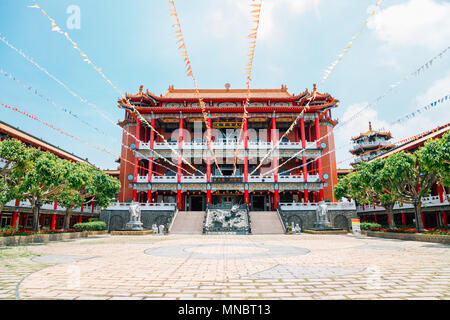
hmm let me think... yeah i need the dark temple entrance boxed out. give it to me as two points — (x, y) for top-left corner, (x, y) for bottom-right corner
(251, 195), (267, 211)
(189, 196), (205, 211)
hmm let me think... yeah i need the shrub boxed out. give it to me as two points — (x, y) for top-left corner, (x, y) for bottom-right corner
(360, 222), (381, 230)
(73, 221), (106, 231)
(88, 218), (99, 222)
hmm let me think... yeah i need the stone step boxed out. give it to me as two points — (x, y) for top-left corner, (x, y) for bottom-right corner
(249, 211), (285, 234)
(169, 211), (205, 234)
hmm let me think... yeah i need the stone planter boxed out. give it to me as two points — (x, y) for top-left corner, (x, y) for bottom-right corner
(86, 230), (108, 236)
(0, 231), (88, 247)
(366, 231), (450, 244)
(110, 230), (154, 236)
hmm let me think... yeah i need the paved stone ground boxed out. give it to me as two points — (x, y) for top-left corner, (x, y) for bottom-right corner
(1, 234), (449, 300)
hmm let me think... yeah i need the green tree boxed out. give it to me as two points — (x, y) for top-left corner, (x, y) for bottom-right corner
(14, 148), (68, 232)
(417, 132), (450, 203)
(57, 162), (120, 230)
(0, 139), (33, 212)
(383, 152), (438, 232)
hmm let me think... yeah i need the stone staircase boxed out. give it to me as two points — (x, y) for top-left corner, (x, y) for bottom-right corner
(249, 211), (285, 234)
(169, 211), (205, 234)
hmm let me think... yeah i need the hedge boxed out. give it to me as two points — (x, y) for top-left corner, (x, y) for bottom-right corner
(73, 221), (106, 231)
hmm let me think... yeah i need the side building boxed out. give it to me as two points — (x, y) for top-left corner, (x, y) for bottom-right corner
(0, 120), (100, 229)
(357, 123), (450, 228)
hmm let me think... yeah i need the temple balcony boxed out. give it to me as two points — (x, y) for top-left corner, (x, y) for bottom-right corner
(352, 140), (391, 149)
(135, 174), (321, 184)
(2, 200), (101, 213)
(279, 200), (356, 211)
(138, 140), (319, 151)
(105, 202), (177, 211)
(356, 195), (449, 213)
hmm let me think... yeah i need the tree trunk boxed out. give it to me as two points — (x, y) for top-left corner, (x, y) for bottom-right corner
(64, 207), (73, 231)
(414, 201), (425, 233)
(385, 204), (396, 229)
(31, 197), (40, 233)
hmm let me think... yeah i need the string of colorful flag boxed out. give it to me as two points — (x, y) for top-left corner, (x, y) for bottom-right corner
(320, 0), (384, 85)
(167, 0), (223, 176)
(0, 68), (110, 138)
(392, 93), (449, 124)
(233, 0), (263, 175)
(250, 0), (384, 176)
(0, 35), (196, 177)
(0, 101), (184, 177)
(29, 1), (204, 177)
(255, 42), (450, 178)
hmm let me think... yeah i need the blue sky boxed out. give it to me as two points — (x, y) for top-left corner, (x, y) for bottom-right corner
(0, 0), (449, 169)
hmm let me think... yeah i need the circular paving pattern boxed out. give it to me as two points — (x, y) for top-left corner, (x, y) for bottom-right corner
(144, 243), (309, 260)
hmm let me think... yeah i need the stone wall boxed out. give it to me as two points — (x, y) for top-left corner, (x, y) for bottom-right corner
(100, 210), (175, 231)
(280, 209), (357, 231)
(0, 231), (88, 247)
(366, 231), (450, 244)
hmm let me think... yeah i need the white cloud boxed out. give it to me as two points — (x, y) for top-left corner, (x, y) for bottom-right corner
(368, 0), (450, 49)
(205, 0), (321, 41)
(335, 71), (450, 167)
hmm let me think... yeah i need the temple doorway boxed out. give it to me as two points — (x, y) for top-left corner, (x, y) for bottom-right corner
(251, 195), (267, 211)
(188, 196), (205, 211)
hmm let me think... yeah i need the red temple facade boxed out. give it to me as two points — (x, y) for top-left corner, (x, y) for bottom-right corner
(117, 84), (339, 211)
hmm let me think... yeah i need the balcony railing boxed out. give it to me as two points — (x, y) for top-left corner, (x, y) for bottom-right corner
(353, 140), (391, 149)
(137, 140), (319, 151)
(356, 195), (449, 212)
(106, 202), (177, 211)
(2, 200), (101, 213)
(137, 174), (321, 184)
(279, 201), (356, 211)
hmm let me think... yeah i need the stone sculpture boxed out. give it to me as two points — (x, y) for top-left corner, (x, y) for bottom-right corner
(125, 203), (144, 231)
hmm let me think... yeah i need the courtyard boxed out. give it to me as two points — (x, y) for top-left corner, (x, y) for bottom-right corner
(0, 234), (449, 300)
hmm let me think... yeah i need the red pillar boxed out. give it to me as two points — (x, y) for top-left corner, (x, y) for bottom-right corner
(50, 214), (56, 230)
(243, 116), (249, 204)
(206, 116), (212, 205)
(177, 114), (184, 209)
(315, 115), (324, 201)
(136, 118), (141, 149)
(442, 211), (448, 228)
(78, 215), (82, 224)
(401, 212), (406, 226)
(438, 183), (444, 203)
(11, 211), (18, 228)
(300, 117), (308, 202)
(421, 211), (426, 229)
(272, 114), (279, 209)
(374, 214), (378, 224)
(148, 117), (155, 203)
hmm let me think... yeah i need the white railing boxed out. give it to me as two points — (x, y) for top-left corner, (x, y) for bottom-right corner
(0, 158), (9, 169)
(2, 200), (101, 213)
(137, 140), (319, 150)
(248, 175), (274, 183)
(353, 140), (391, 149)
(150, 175), (177, 183)
(280, 201), (356, 211)
(142, 174), (321, 184)
(356, 195), (449, 213)
(181, 175), (207, 183)
(106, 202), (177, 211)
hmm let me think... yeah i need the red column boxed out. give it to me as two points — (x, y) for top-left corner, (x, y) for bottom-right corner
(421, 212), (426, 229)
(438, 183), (444, 203)
(442, 211), (448, 228)
(374, 214), (378, 224)
(272, 115), (279, 209)
(243, 117), (249, 204)
(136, 118), (141, 149)
(177, 114), (184, 209)
(401, 212), (406, 225)
(315, 115), (324, 201)
(300, 117), (308, 203)
(50, 214), (56, 230)
(11, 211), (18, 228)
(206, 117), (212, 205)
(148, 117), (155, 203)
(78, 215), (82, 224)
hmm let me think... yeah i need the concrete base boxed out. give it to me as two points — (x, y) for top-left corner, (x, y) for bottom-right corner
(0, 231), (88, 247)
(303, 229), (348, 235)
(110, 230), (154, 236)
(366, 231), (450, 244)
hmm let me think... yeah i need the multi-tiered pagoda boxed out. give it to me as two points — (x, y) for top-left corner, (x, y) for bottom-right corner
(350, 122), (394, 167)
(117, 84), (339, 211)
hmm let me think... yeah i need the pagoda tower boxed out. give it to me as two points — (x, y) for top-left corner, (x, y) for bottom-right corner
(350, 122), (394, 167)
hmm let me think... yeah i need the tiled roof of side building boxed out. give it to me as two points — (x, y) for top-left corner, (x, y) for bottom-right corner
(0, 120), (88, 163)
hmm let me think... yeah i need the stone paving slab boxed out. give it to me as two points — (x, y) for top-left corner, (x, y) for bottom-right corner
(0, 234), (448, 300)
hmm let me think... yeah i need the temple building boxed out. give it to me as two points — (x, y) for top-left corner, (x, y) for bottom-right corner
(117, 84), (339, 211)
(350, 122), (394, 167)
